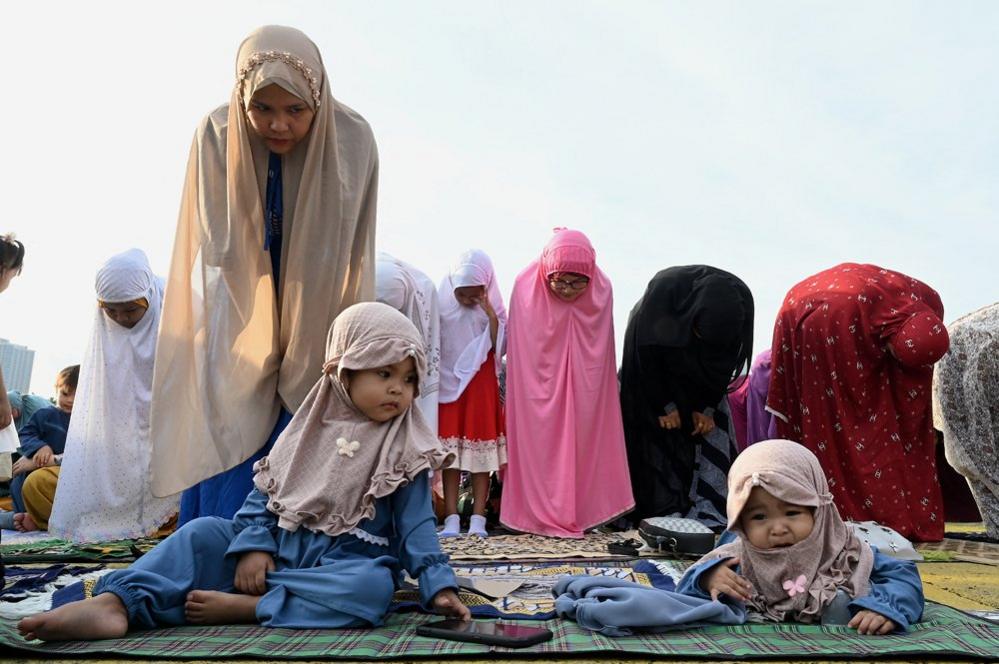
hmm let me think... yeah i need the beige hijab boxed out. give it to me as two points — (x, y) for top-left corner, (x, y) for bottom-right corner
(253, 302), (453, 536)
(694, 439), (874, 623)
(150, 26), (378, 496)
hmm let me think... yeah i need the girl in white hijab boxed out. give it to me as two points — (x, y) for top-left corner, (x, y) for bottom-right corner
(375, 252), (440, 432)
(436, 250), (507, 537)
(149, 26), (378, 523)
(49, 250), (179, 542)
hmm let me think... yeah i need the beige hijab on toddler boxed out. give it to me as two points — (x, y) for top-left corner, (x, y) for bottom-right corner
(253, 302), (453, 537)
(695, 439), (875, 623)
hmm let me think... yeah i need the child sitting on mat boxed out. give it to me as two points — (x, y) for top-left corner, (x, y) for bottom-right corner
(19, 302), (469, 641)
(677, 439), (923, 634)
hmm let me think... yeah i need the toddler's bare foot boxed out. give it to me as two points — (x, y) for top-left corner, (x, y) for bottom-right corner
(13, 512), (39, 532)
(185, 590), (259, 625)
(18, 593), (128, 641)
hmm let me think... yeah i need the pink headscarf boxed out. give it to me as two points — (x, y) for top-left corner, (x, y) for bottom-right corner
(500, 228), (634, 538)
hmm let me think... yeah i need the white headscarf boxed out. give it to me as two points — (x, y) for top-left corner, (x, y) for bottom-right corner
(149, 26), (378, 496)
(375, 252), (440, 432)
(437, 249), (507, 404)
(49, 250), (180, 543)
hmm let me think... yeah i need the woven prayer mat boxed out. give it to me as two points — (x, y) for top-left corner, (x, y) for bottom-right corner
(1, 601), (997, 659)
(918, 537), (999, 566)
(0, 537), (162, 563)
(438, 530), (638, 561)
(392, 559), (688, 620)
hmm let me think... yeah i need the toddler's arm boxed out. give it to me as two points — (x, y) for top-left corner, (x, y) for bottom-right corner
(390, 471), (464, 611)
(677, 556), (750, 602)
(225, 489), (280, 558)
(848, 549), (924, 633)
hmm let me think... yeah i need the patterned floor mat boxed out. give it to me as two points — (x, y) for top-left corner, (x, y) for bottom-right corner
(437, 530), (638, 561)
(393, 559), (689, 619)
(918, 538), (999, 566)
(0, 601), (996, 659)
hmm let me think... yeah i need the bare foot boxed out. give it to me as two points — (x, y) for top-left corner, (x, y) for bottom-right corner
(14, 512), (39, 532)
(18, 593), (128, 641)
(185, 590), (259, 625)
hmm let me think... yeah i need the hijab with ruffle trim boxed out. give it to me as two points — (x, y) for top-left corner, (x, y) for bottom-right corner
(252, 302), (453, 536)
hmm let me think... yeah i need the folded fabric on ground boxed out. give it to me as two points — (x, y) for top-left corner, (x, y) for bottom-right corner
(0, 566), (111, 620)
(0, 602), (996, 659)
(1, 565), (102, 601)
(0, 536), (162, 563)
(553, 575), (745, 636)
(0, 530), (60, 547)
(395, 560), (683, 620)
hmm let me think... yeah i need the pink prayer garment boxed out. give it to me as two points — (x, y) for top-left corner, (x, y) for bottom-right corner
(500, 228), (635, 538)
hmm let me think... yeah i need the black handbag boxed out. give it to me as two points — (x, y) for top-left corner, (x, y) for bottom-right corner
(638, 516), (716, 556)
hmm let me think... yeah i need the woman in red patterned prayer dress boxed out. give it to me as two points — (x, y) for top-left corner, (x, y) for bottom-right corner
(767, 263), (949, 541)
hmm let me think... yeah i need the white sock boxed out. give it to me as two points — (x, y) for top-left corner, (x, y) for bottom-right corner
(468, 514), (488, 537)
(440, 513), (461, 537)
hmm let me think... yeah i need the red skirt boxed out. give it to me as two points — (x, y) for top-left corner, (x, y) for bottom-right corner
(438, 351), (507, 473)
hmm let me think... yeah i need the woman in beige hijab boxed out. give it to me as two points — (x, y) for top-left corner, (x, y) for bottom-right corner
(150, 26), (378, 523)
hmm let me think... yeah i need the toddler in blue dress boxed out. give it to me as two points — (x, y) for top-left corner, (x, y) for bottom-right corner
(677, 439), (923, 634)
(19, 302), (469, 641)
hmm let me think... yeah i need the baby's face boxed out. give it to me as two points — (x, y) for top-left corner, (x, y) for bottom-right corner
(739, 486), (815, 550)
(345, 356), (417, 423)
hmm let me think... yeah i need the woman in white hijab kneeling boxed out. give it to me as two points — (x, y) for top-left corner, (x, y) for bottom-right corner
(48, 250), (179, 542)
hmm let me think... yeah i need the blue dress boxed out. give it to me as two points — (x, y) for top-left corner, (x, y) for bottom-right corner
(10, 407), (71, 512)
(96, 471), (457, 629)
(179, 152), (290, 524)
(676, 547), (924, 631)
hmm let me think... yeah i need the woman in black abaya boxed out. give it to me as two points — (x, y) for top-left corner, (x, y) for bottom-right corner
(620, 265), (753, 525)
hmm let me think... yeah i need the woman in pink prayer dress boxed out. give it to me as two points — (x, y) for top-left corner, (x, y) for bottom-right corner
(500, 228), (634, 538)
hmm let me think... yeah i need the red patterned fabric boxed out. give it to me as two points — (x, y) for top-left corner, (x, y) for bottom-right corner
(767, 263), (949, 541)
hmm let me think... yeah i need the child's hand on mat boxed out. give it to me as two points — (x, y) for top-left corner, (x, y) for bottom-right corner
(659, 411), (681, 430)
(701, 557), (753, 602)
(234, 551), (275, 595)
(12, 456), (37, 476)
(848, 609), (895, 635)
(691, 411), (715, 436)
(33, 445), (55, 466)
(432, 589), (471, 621)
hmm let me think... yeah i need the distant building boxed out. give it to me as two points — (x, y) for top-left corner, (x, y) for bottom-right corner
(0, 338), (34, 393)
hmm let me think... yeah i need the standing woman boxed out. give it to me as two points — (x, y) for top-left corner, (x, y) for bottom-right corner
(375, 252), (441, 432)
(501, 228), (633, 538)
(933, 303), (999, 540)
(150, 26), (378, 522)
(620, 266), (754, 523)
(768, 263), (949, 541)
(0, 235), (25, 430)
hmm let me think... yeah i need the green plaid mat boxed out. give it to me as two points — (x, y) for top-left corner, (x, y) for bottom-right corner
(0, 602), (996, 659)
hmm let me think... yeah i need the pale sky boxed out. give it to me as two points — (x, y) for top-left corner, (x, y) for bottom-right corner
(2, 1), (997, 397)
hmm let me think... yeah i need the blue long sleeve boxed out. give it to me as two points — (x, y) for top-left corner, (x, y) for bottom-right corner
(225, 489), (280, 557)
(676, 557), (732, 600)
(17, 407), (70, 458)
(849, 550), (924, 632)
(389, 471), (458, 609)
